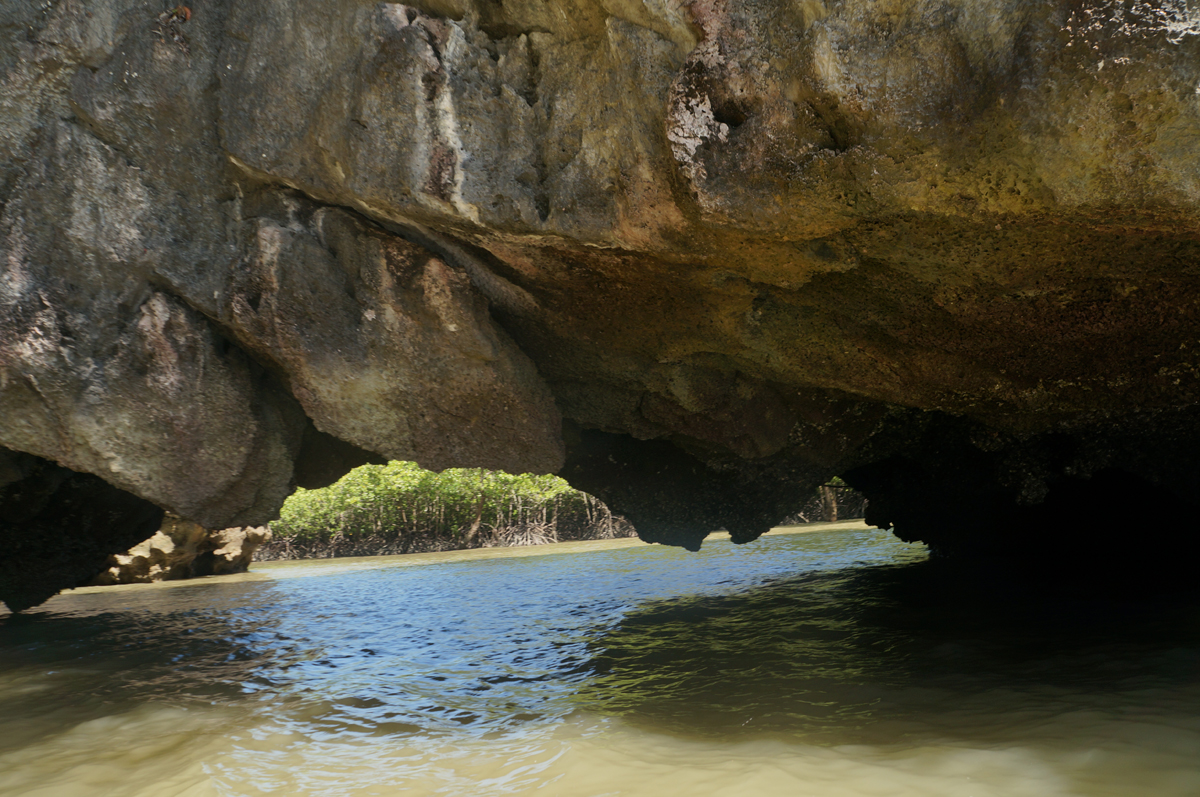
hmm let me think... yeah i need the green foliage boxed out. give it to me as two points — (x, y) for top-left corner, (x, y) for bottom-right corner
(265, 462), (627, 559)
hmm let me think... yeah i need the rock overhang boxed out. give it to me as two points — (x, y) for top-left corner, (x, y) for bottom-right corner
(3, 0), (1200, 607)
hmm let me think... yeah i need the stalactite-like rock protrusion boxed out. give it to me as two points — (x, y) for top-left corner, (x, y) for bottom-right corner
(6, 0), (1200, 604)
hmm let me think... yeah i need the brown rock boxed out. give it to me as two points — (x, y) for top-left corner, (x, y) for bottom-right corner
(88, 514), (272, 586)
(4, 0), (1200, 605)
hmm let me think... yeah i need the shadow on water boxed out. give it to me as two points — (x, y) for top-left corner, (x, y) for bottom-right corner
(1, 531), (917, 757)
(5, 527), (1200, 770)
(0, 580), (294, 755)
(574, 556), (1200, 746)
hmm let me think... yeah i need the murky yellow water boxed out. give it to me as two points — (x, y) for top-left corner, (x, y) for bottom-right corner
(2, 522), (1198, 796)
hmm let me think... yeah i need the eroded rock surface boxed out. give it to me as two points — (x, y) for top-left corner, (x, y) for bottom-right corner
(88, 514), (271, 586)
(4, 0), (1200, 604)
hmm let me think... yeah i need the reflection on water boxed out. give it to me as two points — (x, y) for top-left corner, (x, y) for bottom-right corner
(1, 525), (1199, 796)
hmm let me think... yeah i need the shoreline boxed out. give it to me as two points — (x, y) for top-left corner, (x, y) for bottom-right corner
(254, 519), (872, 575)
(26, 520), (873, 605)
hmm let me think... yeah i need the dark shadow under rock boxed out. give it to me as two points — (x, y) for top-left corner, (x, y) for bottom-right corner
(88, 514), (272, 586)
(0, 450), (164, 612)
(560, 428), (823, 550)
(842, 413), (1200, 588)
(292, 423), (388, 490)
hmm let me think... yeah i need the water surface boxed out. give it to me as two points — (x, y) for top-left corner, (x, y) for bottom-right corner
(1, 523), (1198, 796)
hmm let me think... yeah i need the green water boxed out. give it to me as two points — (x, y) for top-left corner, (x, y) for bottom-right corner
(1, 524), (1198, 796)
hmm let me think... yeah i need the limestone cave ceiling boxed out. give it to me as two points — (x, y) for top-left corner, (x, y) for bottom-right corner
(4, 0), (1200, 604)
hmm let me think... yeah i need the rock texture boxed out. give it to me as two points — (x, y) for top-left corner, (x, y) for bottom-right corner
(4, 0), (1200, 604)
(88, 514), (270, 586)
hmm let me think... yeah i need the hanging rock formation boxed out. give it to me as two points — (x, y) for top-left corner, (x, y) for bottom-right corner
(4, 0), (1200, 607)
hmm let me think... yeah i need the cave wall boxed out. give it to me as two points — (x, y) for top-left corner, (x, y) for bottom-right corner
(0, 448), (164, 611)
(4, 0), (1200, 605)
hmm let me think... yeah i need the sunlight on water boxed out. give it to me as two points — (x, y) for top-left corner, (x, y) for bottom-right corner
(2, 522), (1199, 796)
